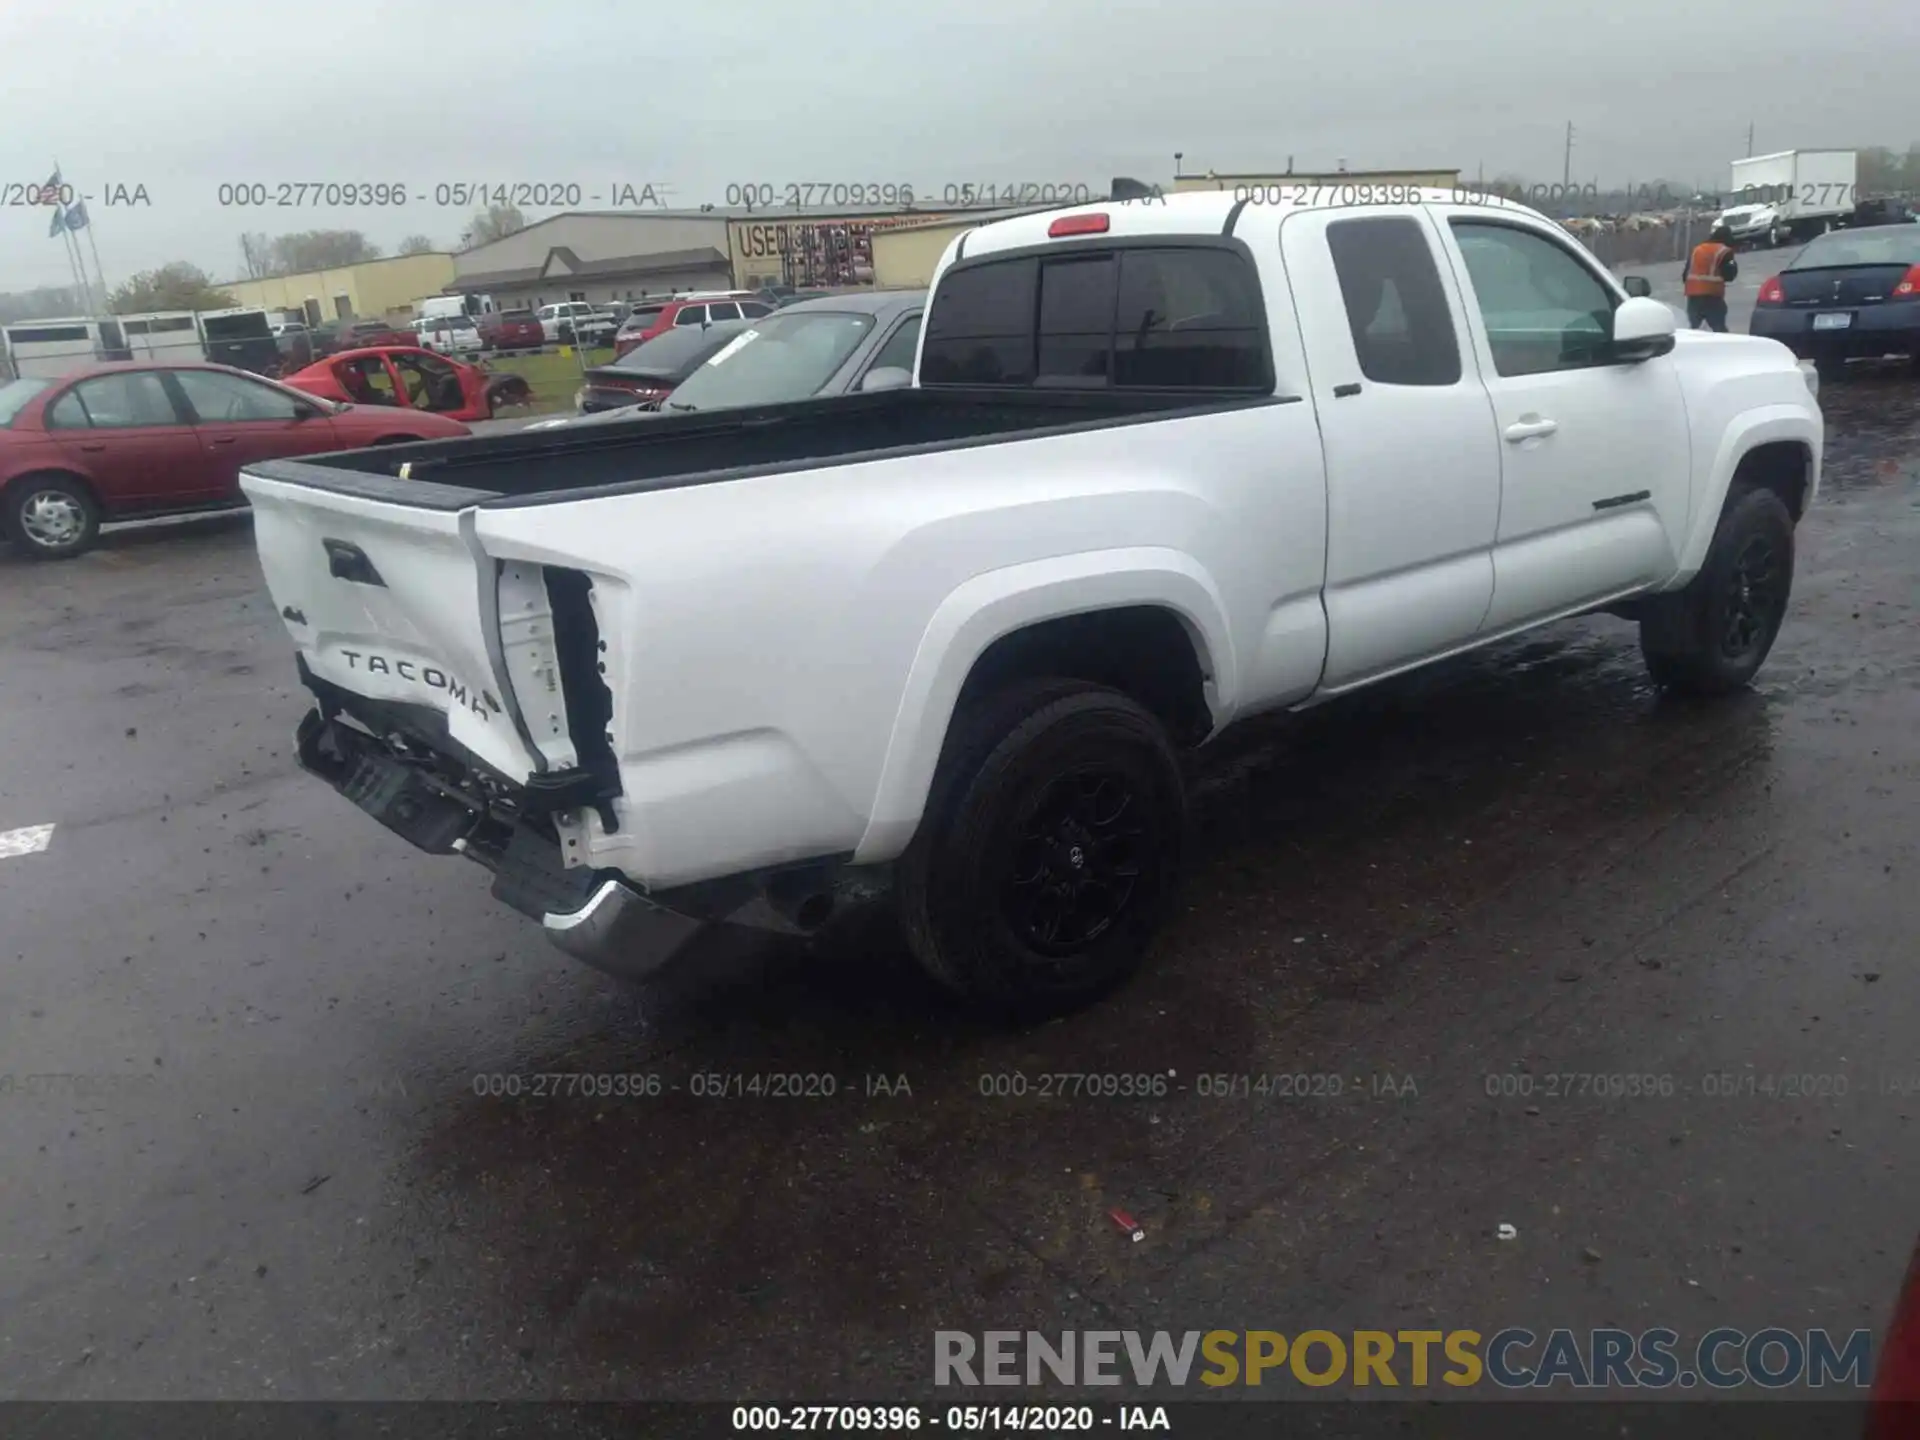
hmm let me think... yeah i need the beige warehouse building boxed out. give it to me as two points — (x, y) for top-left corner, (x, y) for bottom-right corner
(870, 206), (1056, 288)
(439, 205), (1010, 308)
(216, 252), (457, 324)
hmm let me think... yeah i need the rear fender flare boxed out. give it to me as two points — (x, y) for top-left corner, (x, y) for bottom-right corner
(851, 547), (1236, 864)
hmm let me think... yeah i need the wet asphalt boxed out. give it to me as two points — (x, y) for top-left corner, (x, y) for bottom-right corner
(1, 347), (1917, 1405)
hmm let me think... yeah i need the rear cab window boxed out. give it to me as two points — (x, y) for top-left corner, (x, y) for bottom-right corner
(920, 242), (1272, 392)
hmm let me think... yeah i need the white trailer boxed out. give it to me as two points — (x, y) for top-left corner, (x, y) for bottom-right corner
(0, 317), (132, 378)
(119, 310), (206, 360)
(1729, 150), (1858, 245)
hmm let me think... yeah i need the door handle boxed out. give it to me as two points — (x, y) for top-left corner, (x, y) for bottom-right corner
(1504, 417), (1559, 442)
(1332, 382), (1362, 398)
(209, 437), (239, 446)
(79, 443), (106, 452)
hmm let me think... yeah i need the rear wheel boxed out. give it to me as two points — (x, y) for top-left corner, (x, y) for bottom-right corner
(1640, 487), (1795, 696)
(896, 679), (1186, 1021)
(4, 474), (100, 560)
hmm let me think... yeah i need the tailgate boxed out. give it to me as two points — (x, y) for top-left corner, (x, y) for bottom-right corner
(242, 467), (548, 783)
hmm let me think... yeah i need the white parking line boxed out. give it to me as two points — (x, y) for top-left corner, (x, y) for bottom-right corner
(0, 824), (55, 859)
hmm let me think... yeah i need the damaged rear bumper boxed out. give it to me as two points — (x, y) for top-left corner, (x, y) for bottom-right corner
(539, 876), (704, 974)
(295, 707), (703, 981)
(293, 706), (881, 982)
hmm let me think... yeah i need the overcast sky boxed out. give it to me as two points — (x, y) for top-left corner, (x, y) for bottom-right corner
(2, 0), (1915, 292)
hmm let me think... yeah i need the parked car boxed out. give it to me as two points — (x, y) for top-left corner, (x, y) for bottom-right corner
(311, 317), (414, 358)
(283, 346), (532, 423)
(529, 291), (923, 431)
(243, 190), (1821, 1017)
(612, 293), (775, 358)
(476, 308), (545, 353)
(1870, 1234), (1920, 1433)
(1748, 223), (1920, 379)
(413, 313), (485, 358)
(0, 360), (469, 559)
(535, 302), (618, 348)
(271, 320), (314, 371)
(566, 322), (748, 414)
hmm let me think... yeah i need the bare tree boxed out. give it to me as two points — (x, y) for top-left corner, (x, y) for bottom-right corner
(465, 205), (528, 247)
(269, 230), (383, 273)
(238, 231), (275, 279)
(397, 233), (439, 255)
(0, 284), (88, 323)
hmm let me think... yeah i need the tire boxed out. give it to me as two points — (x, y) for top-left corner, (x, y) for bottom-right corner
(1639, 486), (1795, 696)
(896, 679), (1186, 1020)
(4, 473), (100, 560)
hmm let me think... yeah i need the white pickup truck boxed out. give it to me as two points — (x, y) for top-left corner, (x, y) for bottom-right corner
(241, 189), (1821, 1017)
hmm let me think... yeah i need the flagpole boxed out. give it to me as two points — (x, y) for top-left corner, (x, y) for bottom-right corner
(51, 158), (93, 314)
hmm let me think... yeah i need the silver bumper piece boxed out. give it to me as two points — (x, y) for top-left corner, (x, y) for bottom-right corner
(542, 878), (707, 982)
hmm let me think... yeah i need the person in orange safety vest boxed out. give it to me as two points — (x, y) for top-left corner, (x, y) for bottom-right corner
(1682, 224), (1739, 332)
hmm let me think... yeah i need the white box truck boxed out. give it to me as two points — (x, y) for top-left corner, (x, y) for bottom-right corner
(1725, 150), (1858, 247)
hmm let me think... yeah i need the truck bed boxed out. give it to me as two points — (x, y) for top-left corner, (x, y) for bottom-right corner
(243, 386), (1283, 510)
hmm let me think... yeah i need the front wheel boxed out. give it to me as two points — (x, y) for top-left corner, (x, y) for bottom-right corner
(4, 474), (100, 560)
(1639, 487), (1795, 696)
(896, 679), (1186, 1020)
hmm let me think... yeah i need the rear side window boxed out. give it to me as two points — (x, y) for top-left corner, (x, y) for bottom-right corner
(922, 246), (1267, 390)
(674, 306), (708, 327)
(921, 257), (1038, 385)
(1325, 217), (1463, 386)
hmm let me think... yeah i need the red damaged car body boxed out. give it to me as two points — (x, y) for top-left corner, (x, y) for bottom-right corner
(283, 345), (532, 424)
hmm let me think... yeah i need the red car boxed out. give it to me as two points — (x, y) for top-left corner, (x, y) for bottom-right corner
(476, 308), (545, 352)
(0, 361), (469, 560)
(283, 346), (533, 425)
(1870, 1236), (1920, 1436)
(612, 293), (774, 359)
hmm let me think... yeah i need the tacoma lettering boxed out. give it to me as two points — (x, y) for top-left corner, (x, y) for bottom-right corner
(335, 651), (491, 719)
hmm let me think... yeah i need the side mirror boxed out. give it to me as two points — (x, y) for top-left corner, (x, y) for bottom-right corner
(1621, 275), (1653, 299)
(858, 366), (911, 393)
(1610, 296), (1677, 362)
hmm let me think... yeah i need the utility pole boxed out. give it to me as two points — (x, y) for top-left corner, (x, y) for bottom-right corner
(1746, 123), (1755, 157)
(1563, 122), (1574, 188)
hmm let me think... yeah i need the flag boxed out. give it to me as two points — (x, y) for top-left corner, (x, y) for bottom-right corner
(48, 203), (68, 239)
(44, 167), (61, 192)
(64, 201), (88, 232)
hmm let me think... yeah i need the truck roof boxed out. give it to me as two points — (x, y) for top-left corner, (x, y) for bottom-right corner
(954, 186), (1537, 262)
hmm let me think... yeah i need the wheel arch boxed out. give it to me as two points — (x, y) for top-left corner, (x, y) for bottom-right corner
(851, 548), (1235, 865)
(1673, 411), (1818, 582)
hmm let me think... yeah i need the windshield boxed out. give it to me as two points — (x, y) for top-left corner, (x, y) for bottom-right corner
(1792, 228), (1920, 268)
(665, 311), (876, 409)
(0, 377), (51, 426)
